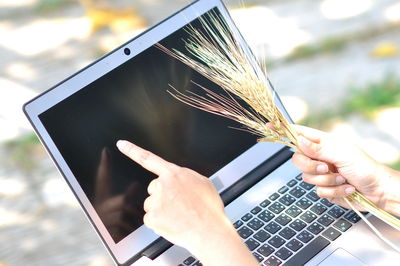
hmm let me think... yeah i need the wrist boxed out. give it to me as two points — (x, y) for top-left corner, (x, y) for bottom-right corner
(187, 215), (236, 258)
(188, 215), (257, 266)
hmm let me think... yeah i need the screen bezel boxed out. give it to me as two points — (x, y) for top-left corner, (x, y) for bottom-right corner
(23, 0), (286, 264)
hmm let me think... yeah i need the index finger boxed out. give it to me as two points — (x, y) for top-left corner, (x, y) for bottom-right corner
(116, 140), (174, 175)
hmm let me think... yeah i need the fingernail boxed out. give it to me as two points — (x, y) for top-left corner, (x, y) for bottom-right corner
(316, 164), (328, 174)
(345, 187), (355, 195)
(298, 136), (311, 147)
(116, 140), (128, 151)
(336, 175), (345, 184)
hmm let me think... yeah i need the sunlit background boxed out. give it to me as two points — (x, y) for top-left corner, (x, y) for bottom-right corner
(1, 0), (400, 265)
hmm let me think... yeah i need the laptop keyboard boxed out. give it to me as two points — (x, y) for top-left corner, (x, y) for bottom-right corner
(178, 174), (362, 266)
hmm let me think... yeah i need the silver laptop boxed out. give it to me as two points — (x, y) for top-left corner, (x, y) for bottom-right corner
(23, 0), (400, 265)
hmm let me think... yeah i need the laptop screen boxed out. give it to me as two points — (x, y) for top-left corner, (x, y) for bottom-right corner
(38, 9), (256, 244)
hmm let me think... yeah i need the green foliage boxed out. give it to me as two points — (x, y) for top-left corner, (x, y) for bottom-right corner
(390, 160), (400, 171)
(35, 0), (69, 13)
(287, 37), (346, 61)
(343, 75), (400, 117)
(5, 133), (42, 173)
(301, 74), (400, 129)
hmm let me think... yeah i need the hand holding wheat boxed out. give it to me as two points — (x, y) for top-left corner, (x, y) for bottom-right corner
(157, 10), (400, 252)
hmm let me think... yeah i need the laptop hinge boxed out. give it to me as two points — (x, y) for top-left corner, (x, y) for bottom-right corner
(221, 146), (294, 206)
(140, 237), (172, 261)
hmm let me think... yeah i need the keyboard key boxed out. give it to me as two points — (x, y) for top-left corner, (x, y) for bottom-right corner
(260, 199), (272, 208)
(333, 218), (352, 232)
(257, 244), (274, 257)
(275, 214), (292, 226)
(296, 198), (313, 210)
(265, 221), (282, 234)
(300, 211), (317, 223)
(183, 256), (196, 265)
(299, 181), (314, 190)
(310, 203), (327, 215)
(268, 235), (285, 248)
(278, 186), (289, 194)
(317, 214), (334, 226)
(251, 206), (262, 214)
(322, 227), (341, 241)
(287, 179), (297, 187)
(254, 229), (271, 242)
(286, 238), (303, 252)
(320, 198), (333, 207)
(285, 205), (302, 218)
(344, 210), (361, 223)
(279, 194), (296, 206)
(241, 213), (253, 222)
(258, 210), (275, 223)
(248, 218), (264, 231)
(349, 214), (362, 223)
(284, 236), (330, 266)
(245, 238), (261, 251)
(268, 202), (285, 214)
(263, 256), (282, 266)
(289, 219), (307, 232)
(238, 226), (253, 239)
(192, 261), (202, 266)
(233, 220), (243, 229)
(344, 210), (356, 220)
(269, 192), (280, 201)
(289, 187), (306, 198)
(297, 230), (314, 243)
(275, 247), (293, 260)
(278, 227), (296, 240)
(307, 222), (324, 235)
(306, 191), (320, 202)
(295, 174), (302, 181)
(328, 206), (345, 218)
(253, 252), (264, 263)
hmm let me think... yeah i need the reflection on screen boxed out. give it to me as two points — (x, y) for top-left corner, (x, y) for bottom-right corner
(39, 10), (256, 243)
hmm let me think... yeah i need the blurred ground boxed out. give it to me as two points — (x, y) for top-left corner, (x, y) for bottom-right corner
(1, 0), (400, 265)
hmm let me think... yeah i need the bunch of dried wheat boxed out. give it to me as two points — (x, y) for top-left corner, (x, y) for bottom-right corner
(157, 11), (400, 251)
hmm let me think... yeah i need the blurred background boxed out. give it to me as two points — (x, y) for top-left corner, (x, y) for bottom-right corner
(1, 0), (400, 265)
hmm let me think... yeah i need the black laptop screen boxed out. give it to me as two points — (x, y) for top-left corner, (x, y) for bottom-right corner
(39, 10), (256, 243)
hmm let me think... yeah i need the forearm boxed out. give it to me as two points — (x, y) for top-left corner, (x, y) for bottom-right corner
(189, 216), (258, 266)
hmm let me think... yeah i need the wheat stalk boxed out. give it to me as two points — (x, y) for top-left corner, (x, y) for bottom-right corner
(156, 10), (400, 250)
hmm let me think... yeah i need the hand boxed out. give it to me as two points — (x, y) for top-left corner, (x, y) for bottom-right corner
(292, 125), (400, 213)
(116, 140), (258, 266)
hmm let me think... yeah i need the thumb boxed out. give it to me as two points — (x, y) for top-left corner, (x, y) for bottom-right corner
(297, 135), (324, 161)
(295, 125), (336, 164)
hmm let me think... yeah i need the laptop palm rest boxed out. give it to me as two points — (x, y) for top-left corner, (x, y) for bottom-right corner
(318, 248), (366, 266)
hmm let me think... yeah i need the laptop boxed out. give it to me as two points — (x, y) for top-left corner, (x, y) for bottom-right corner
(23, 0), (400, 265)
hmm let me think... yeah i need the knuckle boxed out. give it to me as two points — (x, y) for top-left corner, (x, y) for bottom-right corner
(148, 179), (160, 194)
(143, 198), (151, 212)
(305, 157), (315, 169)
(313, 143), (323, 156)
(316, 187), (324, 198)
(301, 173), (311, 183)
(170, 166), (186, 178)
(138, 150), (151, 163)
(143, 213), (152, 227)
(291, 153), (300, 165)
